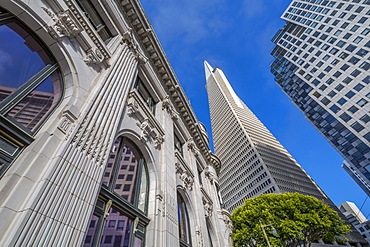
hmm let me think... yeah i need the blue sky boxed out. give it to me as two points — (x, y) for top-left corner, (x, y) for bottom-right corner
(140, 0), (370, 217)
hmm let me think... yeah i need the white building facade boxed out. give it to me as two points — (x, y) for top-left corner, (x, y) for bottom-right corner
(0, 1), (232, 246)
(271, 0), (370, 197)
(339, 201), (370, 244)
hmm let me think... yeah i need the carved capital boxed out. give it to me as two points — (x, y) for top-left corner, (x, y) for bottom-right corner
(187, 138), (200, 156)
(122, 28), (148, 64)
(202, 196), (213, 218)
(127, 91), (165, 149)
(176, 163), (194, 191)
(84, 48), (104, 65)
(162, 95), (179, 120)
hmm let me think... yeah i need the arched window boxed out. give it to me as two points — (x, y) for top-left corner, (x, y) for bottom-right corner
(84, 138), (149, 247)
(0, 7), (62, 177)
(177, 193), (192, 247)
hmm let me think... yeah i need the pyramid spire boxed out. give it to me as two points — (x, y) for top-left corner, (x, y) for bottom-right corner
(204, 60), (213, 80)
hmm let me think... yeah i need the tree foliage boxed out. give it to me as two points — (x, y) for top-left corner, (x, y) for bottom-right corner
(231, 193), (350, 247)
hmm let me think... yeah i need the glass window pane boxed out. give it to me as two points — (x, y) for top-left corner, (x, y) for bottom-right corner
(101, 208), (133, 247)
(137, 166), (147, 212)
(0, 24), (48, 103)
(134, 237), (143, 247)
(178, 193), (191, 245)
(113, 141), (140, 204)
(83, 214), (100, 247)
(4, 71), (61, 132)
(103, 138), (122, 187)
(76, 0), (112, 42)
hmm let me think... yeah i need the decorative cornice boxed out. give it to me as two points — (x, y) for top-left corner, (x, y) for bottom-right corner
(120, 0), (221, 174)
(42, 7), (83, 39)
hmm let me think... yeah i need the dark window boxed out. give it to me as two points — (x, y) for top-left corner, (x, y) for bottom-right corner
(175, 134), (183, 156)
(351, 122), (365, 132)
(362, 76), (370, 84)
(348, 56), (360, 65)
(76, 0), (113, 43)
(354, 84), (364, 92)
(346, 44), (357, 52)
(335, 84), (344, 91)
(339, 113), (351, 122)
(136, 78), (156, 114)
(348, 106), (359, 114)
(178, 193), (192, 247)
(333, 71), (342, 78)
(342, 77), (352, 84)
(351, 69), (361, 77)
(321, 97), (330, 105)
(356, 49), (368, 57)
(360, 114), (370, 123)
(330, 105), (340, 113)
(345, 91), (355, 99)
(360, 62), (370, 71)
(338, 98), (347, 105)
(364, 133), (370, 142)
(359, 17), (368, 24)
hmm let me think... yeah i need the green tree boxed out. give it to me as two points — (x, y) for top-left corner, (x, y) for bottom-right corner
(231, 193), (350, 247)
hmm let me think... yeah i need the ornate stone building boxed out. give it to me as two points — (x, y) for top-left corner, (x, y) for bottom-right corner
(0, 0), (232, 246)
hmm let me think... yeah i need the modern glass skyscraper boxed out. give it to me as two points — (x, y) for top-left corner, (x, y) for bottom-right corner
(271, 0), (370, 197)
(205, 60), (366, 245)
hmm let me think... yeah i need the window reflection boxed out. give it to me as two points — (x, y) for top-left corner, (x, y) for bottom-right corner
(85, 138), (148, 246)
(178, 193), (191, 247)
(0, 8), (62, 177)
(0, 25), (49, 93)
(102, 138), (146, 206)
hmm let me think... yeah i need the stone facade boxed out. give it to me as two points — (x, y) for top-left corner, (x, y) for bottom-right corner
(0, 0), (231, 246)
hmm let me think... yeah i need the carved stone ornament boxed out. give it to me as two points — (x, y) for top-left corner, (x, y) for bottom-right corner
(202, 197), (213, 218)
(162, 95), (179, 120)
(122, 28), (148, 64)
(220, 209), (233, 230)
(187, 138), (200, 156)
(58, 107), (78, 138)
(176, 163), (194, 191)
(196, 226), (204, 247)
(204, 167), (216, 185)
(127, 91), (165, 149)
(84, 48), (104, 65)
(156, 194), (165, 217)
(42, 7), (82, 39)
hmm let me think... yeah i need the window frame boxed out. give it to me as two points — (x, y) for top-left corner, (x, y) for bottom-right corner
(85, 137), (150, 247)
(0, 8), (62, 178)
